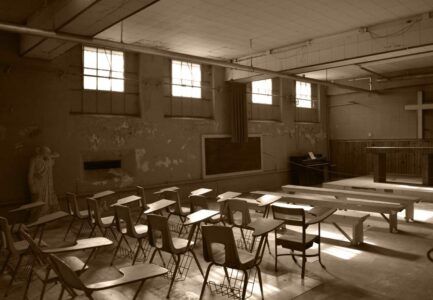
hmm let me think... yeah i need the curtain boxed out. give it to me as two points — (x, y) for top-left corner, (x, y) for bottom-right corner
(228, 81), (248, 143)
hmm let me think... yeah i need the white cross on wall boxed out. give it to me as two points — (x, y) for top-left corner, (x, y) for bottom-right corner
(404, 91), (433, 139)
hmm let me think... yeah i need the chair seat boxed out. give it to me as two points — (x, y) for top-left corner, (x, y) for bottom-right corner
(209, 244), (255, 269)
(34, 256), (88, 281)
(75, 210), (89, 218)
(96, 216), (114, 226)
(172, 237), (194, 251)
(13, 240), (29, 253)
(121, 224), (148, 236)
(276, 229), (318, 250)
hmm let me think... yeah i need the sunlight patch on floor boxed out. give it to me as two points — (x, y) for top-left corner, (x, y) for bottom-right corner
(398, 208), (433, 222)
(323, 246), (362, 260)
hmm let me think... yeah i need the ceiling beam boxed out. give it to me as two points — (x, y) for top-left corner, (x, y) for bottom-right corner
(0, 22), (373, 94)
(228, 13), (433, 82)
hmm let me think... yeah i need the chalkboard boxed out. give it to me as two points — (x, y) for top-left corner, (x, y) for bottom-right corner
(202, 135), (262, 177)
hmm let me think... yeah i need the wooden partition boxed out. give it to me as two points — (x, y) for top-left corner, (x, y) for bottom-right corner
(330, 139), (433, 178)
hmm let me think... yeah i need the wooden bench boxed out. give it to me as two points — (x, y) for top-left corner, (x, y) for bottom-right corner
(253, 190), (404, 233)
(282, 184), (420, 221)
(323, 212), (370, 246)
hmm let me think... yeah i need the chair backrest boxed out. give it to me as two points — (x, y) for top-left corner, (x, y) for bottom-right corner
(202, 225), (241, 269)
(19, 229), (48, 265)
(272, 205), (306, 227)
(48, 254), (88, 293)
(226, 200), (251, 227)
(162, 190), (183, 214)
(87, 198), (103, 226)
(136, 186), (147, 209)
(66, 193), (86, 219)
(0, 217), (18, 255)
(189, 195), (209, 212)
(147, 214), (175, 253)
(114, 205), (138, 237)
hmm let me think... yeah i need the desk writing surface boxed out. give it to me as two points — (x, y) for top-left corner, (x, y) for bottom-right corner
(184, 209), (219, 225)
(144, 199), (175, 214)
(256, 194), (281, 206)
(27, 211), (69, 227)
(153, 186), (180, 194)
(190, 188), (213, 196)
(114, 195), (141, 206)
(9, 201), (44, 213)
(248, 219), (285, 237)
(217, 191), (241, 200)
(43, 237), (113, 253)
(93, 190), (115, 199)
(271, 202), (313, 211)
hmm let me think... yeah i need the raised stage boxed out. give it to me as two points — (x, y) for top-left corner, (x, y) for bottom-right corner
(323, 175), (433, 202)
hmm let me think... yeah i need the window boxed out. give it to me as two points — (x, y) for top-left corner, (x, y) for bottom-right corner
(171, 60), (201, 98)
(296, 81), (312, 108)
(252, 79), (272, 105)
(83, 46), (124, 92)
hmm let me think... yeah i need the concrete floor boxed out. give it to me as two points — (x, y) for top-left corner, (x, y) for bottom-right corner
(1, 202), (433, 300)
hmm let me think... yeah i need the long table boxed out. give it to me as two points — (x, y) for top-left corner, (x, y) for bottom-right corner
(366, 146), (433, 186)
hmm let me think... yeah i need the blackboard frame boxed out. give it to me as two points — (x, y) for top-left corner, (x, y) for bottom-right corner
(201, 134), (263, 178)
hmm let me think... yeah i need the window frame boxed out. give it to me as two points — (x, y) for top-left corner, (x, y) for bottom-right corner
(251, 79), (273, 105)
(170, 59), (202, 99)
(295, 81), (313, 109)
(82, 46), (125, 93)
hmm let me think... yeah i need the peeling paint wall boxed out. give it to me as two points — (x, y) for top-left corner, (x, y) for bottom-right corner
(0, 32), (328, 204)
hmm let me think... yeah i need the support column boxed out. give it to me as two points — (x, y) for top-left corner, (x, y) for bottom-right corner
(373, 153), (386, 183)
(422, 153), (433, 186)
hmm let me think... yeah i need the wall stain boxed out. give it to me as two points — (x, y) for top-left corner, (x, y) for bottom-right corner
(19, 126), (41, 138)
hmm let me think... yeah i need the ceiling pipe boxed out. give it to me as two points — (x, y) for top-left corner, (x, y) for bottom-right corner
(0, 22), (374, 94)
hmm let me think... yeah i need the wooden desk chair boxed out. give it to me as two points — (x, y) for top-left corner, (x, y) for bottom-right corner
(160, 189), (191, 236)
(199, 225), (264, 300)
(226, 199), (257, 252)
(111, 204), (149, 266)
(272, 205), (329, 279)
(19, 229), (88, 300)
(0, 216), (31, 297)
(64, 192), (91, 242)
(48, 253), (168, 300)
(189, 195), (223, 225)
(147, 214), (204, 298)
(87, 198), (117, 241)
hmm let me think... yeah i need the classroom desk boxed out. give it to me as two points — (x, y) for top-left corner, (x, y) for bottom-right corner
(111, 195), (141, 207)
(9, 201), (45, 231)
(27, 211), (69, 245)
(9, 201), (45, 213)
(247, 218), (285, 263)
(217, 191), (241, 200)
(190, 188), (213, 196)
(153, 187), (180, 195)
(184, 209), (220, 247)
(218, 193), (281, 217)
(93, 190), (115, 199)
(143, 199), (176, 215)
(43, 237), (113, 270)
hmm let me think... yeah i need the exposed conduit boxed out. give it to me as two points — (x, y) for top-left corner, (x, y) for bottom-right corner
(0, 22), (374, 94)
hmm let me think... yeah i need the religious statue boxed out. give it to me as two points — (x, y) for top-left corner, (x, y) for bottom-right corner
(28, 146), (60, 215)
